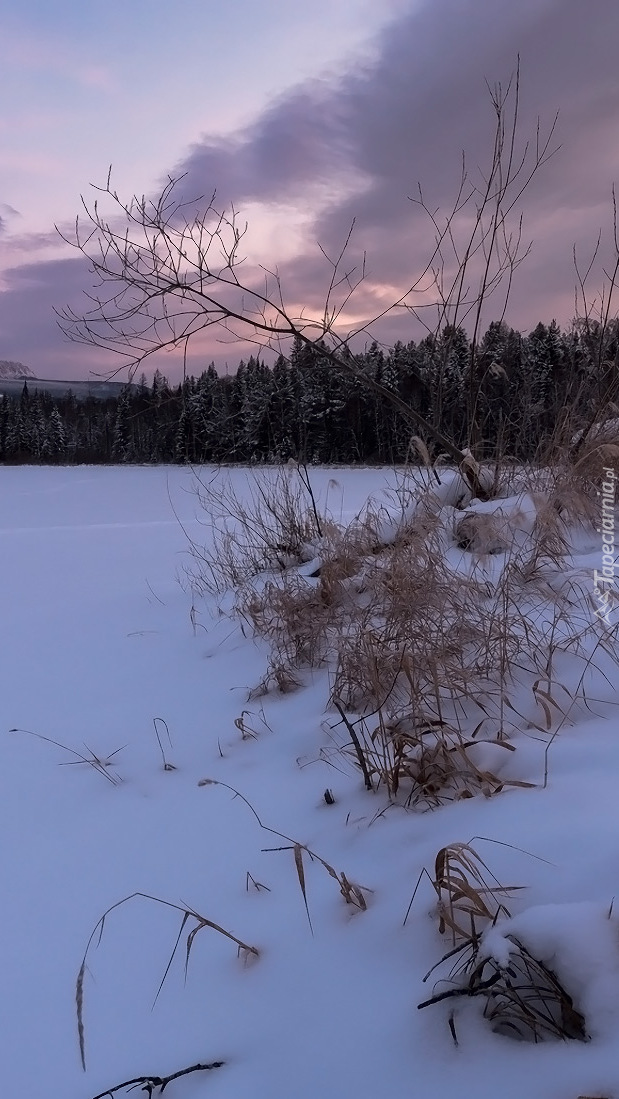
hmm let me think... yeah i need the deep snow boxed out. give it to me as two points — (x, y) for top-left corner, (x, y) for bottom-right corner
(1, 465), (619, 1099)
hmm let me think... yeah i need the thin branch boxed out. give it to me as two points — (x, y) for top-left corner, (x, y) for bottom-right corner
(88, 1059), (225, 1099)
(332, 700), (374, 790)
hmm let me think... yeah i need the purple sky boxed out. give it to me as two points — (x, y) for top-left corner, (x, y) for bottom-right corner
(1, 0), (619, 381)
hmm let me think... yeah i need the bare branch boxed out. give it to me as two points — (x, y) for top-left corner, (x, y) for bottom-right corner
(57, 64), (557, 487)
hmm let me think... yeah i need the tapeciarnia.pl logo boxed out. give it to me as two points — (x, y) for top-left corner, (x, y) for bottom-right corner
(593, 466), (617, 624)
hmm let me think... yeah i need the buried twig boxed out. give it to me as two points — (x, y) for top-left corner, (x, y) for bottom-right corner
(152, 717), (176, 771)
(87, 1059), (225, 1098)
(418, 969), (503, 1009)
(246, 870), (271, 892)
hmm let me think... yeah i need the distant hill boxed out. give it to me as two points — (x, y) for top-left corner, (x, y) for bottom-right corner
(0, 375), (135, 400)
(0, 360), (35, 380)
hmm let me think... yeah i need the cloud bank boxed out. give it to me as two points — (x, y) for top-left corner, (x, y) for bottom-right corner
(2, 0), (619, 378)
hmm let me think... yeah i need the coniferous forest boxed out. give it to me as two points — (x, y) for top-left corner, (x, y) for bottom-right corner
(1, 319), (616, 465)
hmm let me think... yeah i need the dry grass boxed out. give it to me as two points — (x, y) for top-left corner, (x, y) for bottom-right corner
(234, 707), (273, 741)
(480, 938), (587, 1042)
(186, 465), (328, 596)
(571, 414), (619, 482)
(332, 709), (534, 805)
(323, 517), (588, 805)
(199, 778), (372, 931)
(191, 460), (610, 804)
(9, 727), (125, 785)
(407, 841), (520, 943)
(409, 842), (588, 1045)
(76, 892), (259, 1070)
(239, 576), (334, 672)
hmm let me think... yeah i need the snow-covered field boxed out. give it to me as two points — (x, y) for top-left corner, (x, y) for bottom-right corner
(2, 465), (619, 1099)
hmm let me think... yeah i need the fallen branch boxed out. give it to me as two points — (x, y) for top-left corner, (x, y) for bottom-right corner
(88, 1059), (225, 1098)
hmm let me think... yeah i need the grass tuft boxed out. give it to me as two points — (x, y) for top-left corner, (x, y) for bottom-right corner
(410, 842), (587, 1044)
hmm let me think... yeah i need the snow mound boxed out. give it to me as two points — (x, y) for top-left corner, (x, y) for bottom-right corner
(454, 494), (539, 554)
(572, 415), (619, 446)
(482, 902), (619, 1040)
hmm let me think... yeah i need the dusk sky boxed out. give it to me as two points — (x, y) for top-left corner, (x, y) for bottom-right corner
(1, 0), (619, 381)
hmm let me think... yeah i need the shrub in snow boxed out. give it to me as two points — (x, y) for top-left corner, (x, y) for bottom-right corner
(481, 903), (619, 1042)
(414, 844), (589, 1045)
(192, 460), (611, 809)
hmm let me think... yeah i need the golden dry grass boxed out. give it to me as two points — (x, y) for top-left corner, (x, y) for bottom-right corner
(199, 778), (372, 932)
(410, 842), (587, 1044)
(191, 459), (609, 808)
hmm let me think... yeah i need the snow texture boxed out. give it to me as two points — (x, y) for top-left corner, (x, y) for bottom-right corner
(1, 465), (619, 1099)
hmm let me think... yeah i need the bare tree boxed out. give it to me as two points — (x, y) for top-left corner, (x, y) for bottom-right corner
(57, 60), (557, 494)
(569, 187), (619, 459)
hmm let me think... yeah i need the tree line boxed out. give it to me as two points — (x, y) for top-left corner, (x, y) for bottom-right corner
(1, 319), (616, 466)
